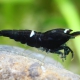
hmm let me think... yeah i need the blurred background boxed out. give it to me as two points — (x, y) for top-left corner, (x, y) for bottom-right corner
(0, 0), (80, 74)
